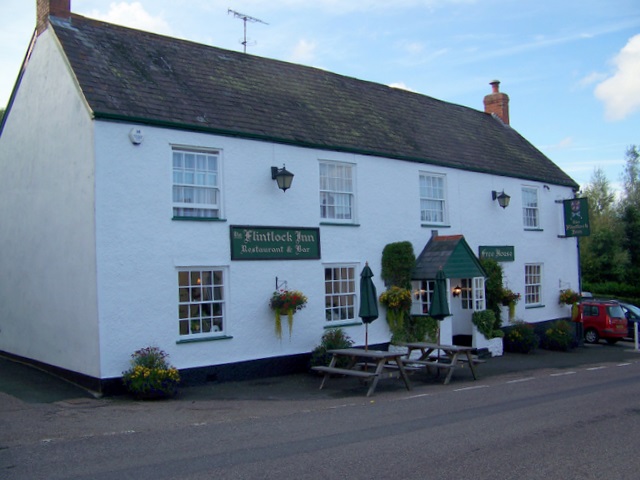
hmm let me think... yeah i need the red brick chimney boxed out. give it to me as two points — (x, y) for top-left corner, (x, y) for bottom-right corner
(483, 80), (510, 125)
(37, 0), (71, 35)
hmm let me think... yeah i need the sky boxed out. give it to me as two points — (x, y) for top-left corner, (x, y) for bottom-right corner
(1, 0), (639, 194)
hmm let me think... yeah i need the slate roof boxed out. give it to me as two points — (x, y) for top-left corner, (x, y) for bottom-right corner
(413, 235), (486, 280)
(48, 14), (578, 188)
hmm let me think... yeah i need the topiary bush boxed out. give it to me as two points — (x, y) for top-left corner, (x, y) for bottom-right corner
(504, 322), (539, 353)
(480, 258), (504, 326)
(381, 241), (415, 289)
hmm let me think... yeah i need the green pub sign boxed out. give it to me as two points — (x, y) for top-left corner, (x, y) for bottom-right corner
(479, 246), (515, 262)
(230, 226), (321, 260)
(563, 197), (590, 237)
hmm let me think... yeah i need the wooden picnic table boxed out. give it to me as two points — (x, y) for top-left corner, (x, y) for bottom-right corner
(402, 342), (484, 385)
(311, 348), (412, 397)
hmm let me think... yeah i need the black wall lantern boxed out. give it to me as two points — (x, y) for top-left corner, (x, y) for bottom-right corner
(452, 285), (462, 297)
(492, 190), (511, 209)
(271, 165), (294, 192)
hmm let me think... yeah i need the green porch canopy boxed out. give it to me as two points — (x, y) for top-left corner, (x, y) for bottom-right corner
(412, 234), (486, 280)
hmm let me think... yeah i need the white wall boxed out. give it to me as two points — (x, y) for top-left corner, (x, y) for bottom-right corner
(93, 121), (579, 378)
(0, 30), (100, 376)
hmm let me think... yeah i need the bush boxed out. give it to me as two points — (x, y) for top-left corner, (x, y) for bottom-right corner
(540, 320), (574, 351)
(504, 322), (539, 353)
(472, 310), (503, 339)
(408, 315), (438, 343)
(310, 328), (354, 368)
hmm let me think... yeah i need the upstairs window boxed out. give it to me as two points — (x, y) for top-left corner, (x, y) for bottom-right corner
(320, 161), (355, 222)
(522, 187), (539, 228)
(420, 173), (447, 224)
(173, 148), (221, 219)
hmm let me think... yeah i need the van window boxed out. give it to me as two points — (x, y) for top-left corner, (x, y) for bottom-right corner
(607, 305), (624, 318)
(584, 305), (599, 317)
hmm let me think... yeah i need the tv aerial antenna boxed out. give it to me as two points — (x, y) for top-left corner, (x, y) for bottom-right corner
(227, 9), (268, 53)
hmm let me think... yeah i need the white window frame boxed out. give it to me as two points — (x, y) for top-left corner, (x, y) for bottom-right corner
(419, 172), (447, 225)
(324, 264), (357, 322)
(412, 280), (435, 315)
(522, 186), (539, 229)
(525, 264), (543, 306)
(319, 161), (356, 223)
(461, 278), (473, 310)
(172, 147), (222, 219)
(473, 277), (486, 311)
(178, 267), (226, 337)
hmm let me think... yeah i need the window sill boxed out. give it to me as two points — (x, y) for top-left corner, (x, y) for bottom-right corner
(324, 321), (362, 328)
(319, 222), (360, 227)
(172, 217), (227, 222)
(524, 228), (543, 232)
(421, 223), (450, 228)
(525, 304), (545, 309)
(176, 335), (233, 344)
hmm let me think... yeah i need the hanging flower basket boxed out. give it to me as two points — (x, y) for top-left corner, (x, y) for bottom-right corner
(559, 289), (580, 305)
(500, 288), (521, 306)
(269, 289), (308, 339)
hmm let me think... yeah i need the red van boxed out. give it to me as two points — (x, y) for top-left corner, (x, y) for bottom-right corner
(579, 300), (627, 344)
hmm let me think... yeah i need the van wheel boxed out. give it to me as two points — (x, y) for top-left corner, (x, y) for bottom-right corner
(584, 329), (599, 344)
(606, 338), (619, 345)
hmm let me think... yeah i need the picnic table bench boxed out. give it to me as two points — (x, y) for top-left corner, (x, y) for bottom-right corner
(312, 348), (412, 397)
(402, 342), (483, 385)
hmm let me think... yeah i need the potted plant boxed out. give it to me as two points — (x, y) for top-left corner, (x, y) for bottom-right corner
(269, 289), (308, 339)
(122, 347), (180, 400)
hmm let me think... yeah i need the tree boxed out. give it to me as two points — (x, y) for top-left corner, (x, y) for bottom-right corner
(621, 145), (640, 208)
(583, 167), (615, 216)
(620, 145), (640, 282)
(580, 167), (628, 283)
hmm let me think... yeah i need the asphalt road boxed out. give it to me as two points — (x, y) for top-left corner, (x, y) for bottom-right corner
(2, 343), (640, 479)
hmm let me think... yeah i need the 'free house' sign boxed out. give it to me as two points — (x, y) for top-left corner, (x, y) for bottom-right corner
(230, 226), (321, 260)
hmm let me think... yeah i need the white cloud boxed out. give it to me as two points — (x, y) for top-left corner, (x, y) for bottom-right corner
(389, 82), (417, 92)
(87, 2), (171, 35)
(595, 34), (640, 121)
(289, 39), (317, 64)
(577, 71), (607, 88)
(555, 137), (574, 149)
(402, 41), (425, 55)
